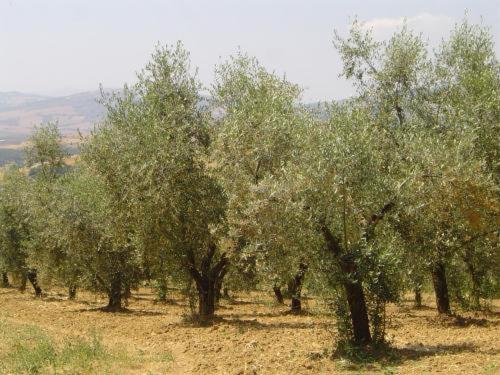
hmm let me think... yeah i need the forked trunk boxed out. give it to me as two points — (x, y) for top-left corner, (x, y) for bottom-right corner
(189, 243), (229, 325)
(273, 286), (284, 304)
(27, 270), (42, 297)
(107, 275), (122, 311)
(431, 261), (451, 315)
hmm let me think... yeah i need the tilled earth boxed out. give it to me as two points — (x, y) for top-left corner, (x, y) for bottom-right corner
(0, 287), (498, 374)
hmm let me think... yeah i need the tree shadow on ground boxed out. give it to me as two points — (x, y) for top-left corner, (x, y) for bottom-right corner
(73, 306), (165, 316)
(327, 342), (479, 370)
(425, 314), (499, 328)
(216, 317), (331, 330)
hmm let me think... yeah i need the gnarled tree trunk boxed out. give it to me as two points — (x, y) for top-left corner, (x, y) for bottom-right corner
(188, 243), (228, 325)
(431, 261), (451, 315)
(107, 274), (122, 311)
(340, 256), (371, 345)
(287, 263), (308, 313)
(27, 270), (42, 297)
(214, 268), (228, 305)
(414, 285), (422, 308)
(322, 225), (372, 345)
(273, 286), (284, 304)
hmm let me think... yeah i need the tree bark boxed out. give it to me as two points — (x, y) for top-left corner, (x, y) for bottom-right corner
(27, 270), (42, 297)
(197, 277), (216, 324)
(321, 224), (372, 345)
(414, 285), (422, 308)
(1, 272), (9, 288)
(287, 263), (308, 313)
(68, 285), (77, 300)
(342, 263), (372, 345)
(188, 243), (228, 325)
(431, 261), (451, 315)
(273, 286), (284, 304)
(214, 268), (227, 305)
(107, 274), (122, 311)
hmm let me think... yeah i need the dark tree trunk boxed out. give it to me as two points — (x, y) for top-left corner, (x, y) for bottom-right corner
(287, 263), (308, 313)
(188, 243), (228, 325)
(273, 286), (284, 304)
(197, 277), (216, 324)
(223, 287), (229, 299)
(27, 270), (42, 297)
(431, 262), (451, 315)
(414, 285), (422, 308)
(68, 285), (77, 300)
(342, 272), (372, 345)
(321, 223), (372, 345)
(2, 272), (10, 288)
(107, 274), (122, 311)
(214, 268), (227, 305)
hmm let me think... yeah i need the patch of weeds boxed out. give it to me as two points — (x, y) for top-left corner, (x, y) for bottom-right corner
(157, 352), (174, 362)
(333, 340), (400, 372)
(484, 362), (497, 373)
(0, 320), (128, 374)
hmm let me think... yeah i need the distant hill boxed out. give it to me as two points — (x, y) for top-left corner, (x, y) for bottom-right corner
(0, 91), (106, 145)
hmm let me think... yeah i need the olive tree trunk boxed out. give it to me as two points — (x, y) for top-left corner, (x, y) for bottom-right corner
(341, 257), (372, 345)
(273, 286), (284, 304)
(431, 261), (451, 315)
(414, 285), (422, 308)
(27, 270), (42, 297)
(322, 225), (372, 345)
(188, 243), (228, 325)
(1, 272), (9, 288)
(287, 263), (308, 313)
(107, 274), (122, 311)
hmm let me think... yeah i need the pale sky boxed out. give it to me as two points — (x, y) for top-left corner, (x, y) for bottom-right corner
(1, 0), (499, 101)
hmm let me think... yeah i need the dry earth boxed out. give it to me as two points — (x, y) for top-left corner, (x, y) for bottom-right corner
(0, 287), (498, 374)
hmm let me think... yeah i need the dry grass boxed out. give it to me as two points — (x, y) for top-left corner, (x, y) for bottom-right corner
(0, 287), (498, 374)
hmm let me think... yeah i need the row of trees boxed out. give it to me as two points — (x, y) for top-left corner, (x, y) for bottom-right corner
(1, 19), (498, 347)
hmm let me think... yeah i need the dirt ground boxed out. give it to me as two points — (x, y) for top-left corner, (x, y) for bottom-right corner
(0, 286), (498, 374)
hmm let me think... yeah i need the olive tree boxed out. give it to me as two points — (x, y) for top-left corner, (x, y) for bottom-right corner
(334, 18), (499, 316)
(0, 167), (41, 296)
(81, 43), (228, 322)
(211, 53), (311, 311)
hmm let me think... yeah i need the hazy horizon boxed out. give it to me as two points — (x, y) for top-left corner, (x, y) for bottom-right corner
(1, 0), (498, 102)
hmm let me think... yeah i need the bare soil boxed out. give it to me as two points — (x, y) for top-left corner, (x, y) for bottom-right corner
(0, 287), (498, 374)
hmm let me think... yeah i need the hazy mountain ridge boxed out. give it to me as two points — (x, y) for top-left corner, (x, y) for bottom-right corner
(0, 91), (106, 144)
